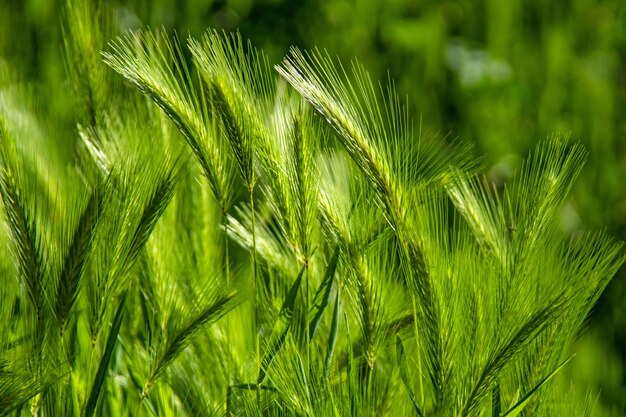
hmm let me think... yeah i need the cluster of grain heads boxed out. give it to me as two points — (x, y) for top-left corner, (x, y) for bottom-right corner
(0, 0), (623, 416)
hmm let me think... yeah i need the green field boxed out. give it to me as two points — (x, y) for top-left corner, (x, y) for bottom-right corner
(1, 1), (625, 415)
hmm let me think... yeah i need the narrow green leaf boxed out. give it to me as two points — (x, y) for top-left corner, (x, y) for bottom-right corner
(492, 383), (501, 417)
(324, 289), (340, 379)
(84, 290), (127, 417)
(258, 267), (304, 384)
(396, 335), (424, 417)
(501, 357), (573, 417)
(309, 247), (340, 340)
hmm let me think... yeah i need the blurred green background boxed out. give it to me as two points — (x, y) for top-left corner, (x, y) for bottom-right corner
(1, 0), (625, 414)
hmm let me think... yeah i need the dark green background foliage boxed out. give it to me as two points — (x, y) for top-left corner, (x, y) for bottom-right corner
(1, 0), (626, 415)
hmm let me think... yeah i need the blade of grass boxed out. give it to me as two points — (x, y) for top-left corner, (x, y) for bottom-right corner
(324, 289), (340, 379)
(258, 267), (304, 384)
(84, 290), (127, 417)
(492, 383), (501, 417)
(501, 357), (573, 417)
(309, 247), (340, 340)
(396, 335), (425, 417)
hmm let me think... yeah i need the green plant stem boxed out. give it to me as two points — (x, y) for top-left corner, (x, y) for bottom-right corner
(222, 206), (230, 287)
(134, 393), (144, 417)
(249, 186), (259, 374)
(412, 296), (425, 406)
(305, 260), (310, 369)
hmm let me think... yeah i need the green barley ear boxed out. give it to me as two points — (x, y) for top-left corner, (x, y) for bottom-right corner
(144, 289), (237, 397)
(0, 361), (66, 416)
(62, 0), (117, 128)
(190, 30), (274, 190)
(0, 120), (48, 328)
(277, 50), (477, 406)
(512, 138), (587, 256)
(442, 138), (625, 416)
(258, 90), (320, 266)
(55, 179), (107, 337)
(103, 30), (234, 209)
(79, 112), (186, 341)
(112, 146), (183, 278)
(447, 172), (509, 265)
(277, 48), (475, 219)
(459, 292), (570, 416)
(277, 49), (399, 215)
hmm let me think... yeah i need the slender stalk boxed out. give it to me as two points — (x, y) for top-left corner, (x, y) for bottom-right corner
(412, 296), (424, 406)
(134, 393), (144, 417)
(249, 185), (259, 373)
(305, 259), (310, 369)
(221, 206), (230, 287)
